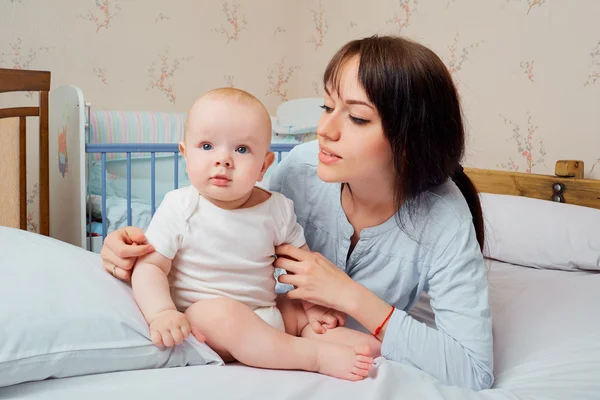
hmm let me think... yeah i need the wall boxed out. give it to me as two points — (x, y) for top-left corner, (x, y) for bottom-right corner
(1, 0), (599, 233)
(0, 0), (299, 232)
(291, 0), (600, 177)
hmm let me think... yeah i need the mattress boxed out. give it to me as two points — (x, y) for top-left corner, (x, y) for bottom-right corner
(2, 260), (599, 400)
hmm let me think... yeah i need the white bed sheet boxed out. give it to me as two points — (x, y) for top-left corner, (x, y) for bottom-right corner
(2, 261), (599, 400)
(88, 194), (154, 234)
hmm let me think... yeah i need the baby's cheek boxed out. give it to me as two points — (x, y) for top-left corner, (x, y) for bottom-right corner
(186, 162), (208, 183)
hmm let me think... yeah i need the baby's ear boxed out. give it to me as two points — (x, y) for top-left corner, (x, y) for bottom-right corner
(178, 142), (189, 173)
(178, 142), (187, 159)
(259, 151), (275, 179)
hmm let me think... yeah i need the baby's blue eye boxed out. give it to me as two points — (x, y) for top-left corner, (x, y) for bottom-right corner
(202, 143), (213, 150)
(236, 146), (248, 154)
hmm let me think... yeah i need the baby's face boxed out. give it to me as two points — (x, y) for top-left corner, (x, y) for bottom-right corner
(180, 98), (273, 203)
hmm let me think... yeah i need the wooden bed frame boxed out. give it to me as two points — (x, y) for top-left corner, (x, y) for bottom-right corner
(466, 160), (600, 210)
(0, 68), (50, 236)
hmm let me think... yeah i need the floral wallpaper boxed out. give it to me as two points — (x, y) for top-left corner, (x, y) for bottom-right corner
(0, 0), (599, 233)
(289, 0), (600, 181)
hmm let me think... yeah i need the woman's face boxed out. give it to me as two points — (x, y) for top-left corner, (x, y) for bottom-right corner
(316, 56), (394, 186)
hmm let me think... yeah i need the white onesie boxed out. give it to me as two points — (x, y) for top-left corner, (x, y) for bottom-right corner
(144, 185), (306, 332)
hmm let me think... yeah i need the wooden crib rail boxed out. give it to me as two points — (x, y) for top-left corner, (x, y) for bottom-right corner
(0, 68), (51, 236)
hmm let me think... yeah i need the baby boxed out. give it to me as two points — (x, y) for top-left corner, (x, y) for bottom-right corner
(132, 88), (374, 381)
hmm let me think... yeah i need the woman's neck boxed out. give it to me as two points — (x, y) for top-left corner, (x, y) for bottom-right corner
(341, 175), (397, 226)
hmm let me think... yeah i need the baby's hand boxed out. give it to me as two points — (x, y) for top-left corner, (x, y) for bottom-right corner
(303, 301), (346, 334)
(149, 309), (191, 348)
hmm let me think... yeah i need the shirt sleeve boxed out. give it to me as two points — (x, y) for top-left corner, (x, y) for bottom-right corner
(274, 195), (306, 248)
(144, 191), (187, 260)
(380, 219), (494, 391)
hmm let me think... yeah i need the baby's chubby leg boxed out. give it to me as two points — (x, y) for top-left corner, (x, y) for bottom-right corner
(184, 297), (374, 381)
(276, 295), (382, 358)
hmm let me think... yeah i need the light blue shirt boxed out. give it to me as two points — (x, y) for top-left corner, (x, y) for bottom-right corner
(269, 141), (494, 391)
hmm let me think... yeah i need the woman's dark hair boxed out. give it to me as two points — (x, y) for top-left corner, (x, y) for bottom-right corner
(323, 35), (484, 250)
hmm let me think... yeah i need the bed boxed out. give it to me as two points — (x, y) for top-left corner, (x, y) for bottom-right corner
(1, 187), (599, 399)
(2, 75), (600, 399)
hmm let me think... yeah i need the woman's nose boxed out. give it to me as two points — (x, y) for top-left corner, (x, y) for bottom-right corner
(317, 112), (341, 141)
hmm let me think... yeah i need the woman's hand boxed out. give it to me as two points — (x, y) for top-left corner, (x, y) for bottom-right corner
(274, 244), (358, 313)
(101, 227), (154, 281)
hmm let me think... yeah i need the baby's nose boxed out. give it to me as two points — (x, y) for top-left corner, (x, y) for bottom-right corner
(215, 156), (232, 167)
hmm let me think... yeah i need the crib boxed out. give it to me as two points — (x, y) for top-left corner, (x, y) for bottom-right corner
(47, 85), (313, 252)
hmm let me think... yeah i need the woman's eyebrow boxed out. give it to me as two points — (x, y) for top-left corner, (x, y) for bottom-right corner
(345, 99), (374, 109)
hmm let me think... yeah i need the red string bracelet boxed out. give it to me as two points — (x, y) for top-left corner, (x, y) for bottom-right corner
(373, 306), (395, 338)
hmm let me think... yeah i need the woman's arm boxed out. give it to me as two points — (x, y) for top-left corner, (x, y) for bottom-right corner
(346, 267), (494, 391)
(275, 220), (494, 391)
(377, 220), (494, 391)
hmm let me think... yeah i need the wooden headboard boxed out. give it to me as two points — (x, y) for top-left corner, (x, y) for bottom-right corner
(466, 160), (600, 210)
(0, 68), (51, 235)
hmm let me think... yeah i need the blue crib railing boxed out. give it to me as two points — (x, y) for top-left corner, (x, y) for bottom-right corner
(85, 142), (297, 243)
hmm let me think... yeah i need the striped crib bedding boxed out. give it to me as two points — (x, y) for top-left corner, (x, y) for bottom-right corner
(90, 111), (186, 160)
(89, 110), (318, 162)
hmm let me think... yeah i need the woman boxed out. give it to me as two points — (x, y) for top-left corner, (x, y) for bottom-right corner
(101, 35), (493, 391)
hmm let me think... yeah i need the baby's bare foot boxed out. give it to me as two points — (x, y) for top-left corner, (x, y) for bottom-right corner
(316, 344), (374, 381)
(363, 338), (382, 358)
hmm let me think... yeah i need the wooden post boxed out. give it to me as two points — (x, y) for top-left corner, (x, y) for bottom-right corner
(555, 160), (584, 179)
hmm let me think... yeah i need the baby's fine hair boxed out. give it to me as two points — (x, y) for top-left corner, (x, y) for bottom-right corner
(184, 87), (271, 141)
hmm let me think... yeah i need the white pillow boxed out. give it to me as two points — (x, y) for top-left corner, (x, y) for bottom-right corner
(272, 98), (323, 135)
(480, 193), (600, 271)
(0, 227), (222, 388)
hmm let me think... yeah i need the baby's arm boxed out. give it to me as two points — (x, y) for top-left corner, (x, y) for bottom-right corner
(132, 251), (191, 347)
(132, 251), (174, 321)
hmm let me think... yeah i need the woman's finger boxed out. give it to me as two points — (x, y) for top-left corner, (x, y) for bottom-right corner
(113, 240), (154, 259)
(275, 244), (310, 261)
(123, 226), (148, 245)
(273, 256), (305, 274)
(102, 247), (136, 271)
(277, 273), (303, 287)
(105, 264), (131, 281)
(286, 288), (307, 301)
